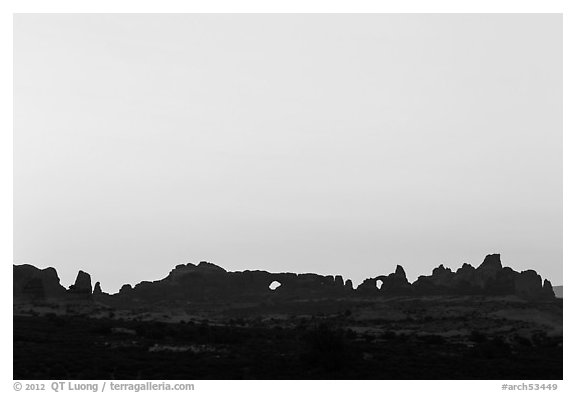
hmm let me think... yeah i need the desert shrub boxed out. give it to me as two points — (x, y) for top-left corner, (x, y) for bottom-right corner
(419, 334), (446, 345)
(531, 331), (548, 346)
(300, 323), (358, 373)
(138, 322), (167, 339)
(345, 328), (358, 340)
(469, 330), (487, 343)
(90, 324), (112, 335)
(471, 336), (511, 359)
(362, 333), (375, 343)
(513, 334), (532, 347)
(381, 330), (397, 340)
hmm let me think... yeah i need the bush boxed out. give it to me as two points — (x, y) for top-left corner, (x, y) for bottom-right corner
(300, 323), (357, 373)
(469, 330), (487, 343)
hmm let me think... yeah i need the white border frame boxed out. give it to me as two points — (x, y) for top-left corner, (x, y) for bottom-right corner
(1, 2), (572, 391)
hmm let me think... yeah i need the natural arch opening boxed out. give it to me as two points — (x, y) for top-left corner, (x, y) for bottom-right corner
(376, 279), (383, 290)
(269, 281), (282, 291)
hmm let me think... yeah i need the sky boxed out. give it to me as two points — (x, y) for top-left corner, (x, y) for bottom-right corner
(14, 14), (562, 292)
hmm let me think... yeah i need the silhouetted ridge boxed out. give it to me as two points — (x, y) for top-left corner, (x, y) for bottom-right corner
(13, 264), (66, 301)
(479, 253), (503, 270)
(13, 254), (557, 306)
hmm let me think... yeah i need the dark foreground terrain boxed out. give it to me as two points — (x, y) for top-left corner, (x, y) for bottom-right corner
(14, 296), (562, 380)
(13, 255), (562, 379)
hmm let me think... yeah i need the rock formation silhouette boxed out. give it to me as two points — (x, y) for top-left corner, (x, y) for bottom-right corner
(13, 264), (67, 301)
(13, 254), (557, 306)
(359, 265), (412, 295)
(93, 282), (103, 295)
(68, 270), (92, 298)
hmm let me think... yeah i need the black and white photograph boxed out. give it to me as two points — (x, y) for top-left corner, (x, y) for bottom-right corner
(5, 6), (571, 388)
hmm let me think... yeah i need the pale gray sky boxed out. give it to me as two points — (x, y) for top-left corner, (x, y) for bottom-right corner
(14, 14), (562, 292)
